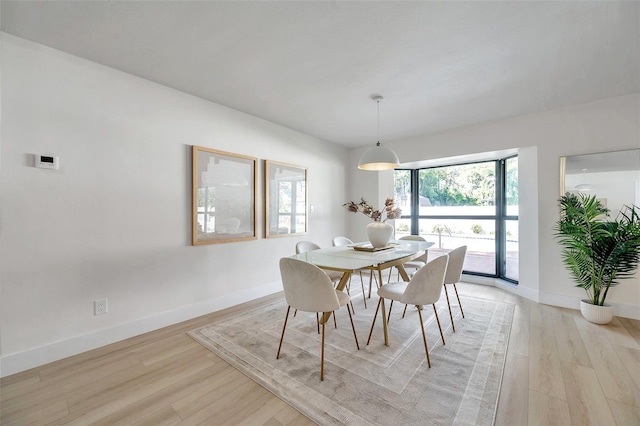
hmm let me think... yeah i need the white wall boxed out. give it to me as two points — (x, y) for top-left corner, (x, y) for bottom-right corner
(0, 34), (348, 376)
(349, 94), (640, 318)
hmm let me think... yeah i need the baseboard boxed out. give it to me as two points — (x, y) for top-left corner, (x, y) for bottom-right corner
(0, 281), (283, 378)
(461, 274), (540, 302)
(538, 292), (640, 320)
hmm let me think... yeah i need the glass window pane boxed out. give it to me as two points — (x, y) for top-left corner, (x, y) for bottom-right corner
(418, 162), (496, 215)
(418, 218), (496, 275)
(394, 170), (412, 216)
(505, 219), (519, 281)
(506, 157), (519, 216)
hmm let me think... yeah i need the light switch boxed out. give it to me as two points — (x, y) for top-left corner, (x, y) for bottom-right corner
(36, 155), (59, 170)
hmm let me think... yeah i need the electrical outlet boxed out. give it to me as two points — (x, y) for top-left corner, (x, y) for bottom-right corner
(94, 299), (108, 315)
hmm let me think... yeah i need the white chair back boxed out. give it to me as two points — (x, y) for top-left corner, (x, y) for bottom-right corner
(444, 246), (467, 285)
(296, 240), (321, 254)
(401, 254), (449, 306)
(332, 236), (353, 247)
(399, 235), (426, 241)
(279, 258), (341, 313)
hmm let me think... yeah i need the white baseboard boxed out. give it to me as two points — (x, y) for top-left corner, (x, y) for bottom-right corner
(0, 281), (283, 378)
(538, 292), (640, 320)
(462, 274), (639, 320)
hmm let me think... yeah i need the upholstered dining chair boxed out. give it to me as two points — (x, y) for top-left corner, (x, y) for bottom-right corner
(367, 254), (449, 368)
(294, 240), (349, 316)
(387, 235), (429, 282)
(332, 236), (378, 308)
(277, 257), (360, 381)
(442, 245), (467, 332)
(295, 241), (343, 283)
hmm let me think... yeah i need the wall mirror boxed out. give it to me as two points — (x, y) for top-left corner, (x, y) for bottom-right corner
(560, 148), (640, 215)
(264, 160), (307, 238)
(192, 146), (257, 245)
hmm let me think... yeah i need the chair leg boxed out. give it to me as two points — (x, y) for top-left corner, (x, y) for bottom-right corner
(433, 304), (445, 345)
(294, 309), (297, 317)
(387, 300), (394, 323)
(320, 315), (326, 381)
(276, 306), (291, 359)
(316, 312), (320, 334)
(367, 298), (382, 345)
(368, 270), (378, 298)
(443, 284), (456, 332)
(346, 303), (360, 350)
(358, 271), (367, 309)
(417, 306), (431, 368)
(453, 283), (464, 318)
(402, 304), (408, 318)
(333, 311), (337, 328)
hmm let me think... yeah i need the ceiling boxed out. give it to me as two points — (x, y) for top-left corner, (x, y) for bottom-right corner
(2, 1), (639, 148)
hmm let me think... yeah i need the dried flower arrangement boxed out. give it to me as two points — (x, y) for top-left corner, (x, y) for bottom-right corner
(344, 197), (402, 222)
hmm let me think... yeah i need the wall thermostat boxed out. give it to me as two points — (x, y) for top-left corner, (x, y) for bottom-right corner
(36, 155), (59, 170)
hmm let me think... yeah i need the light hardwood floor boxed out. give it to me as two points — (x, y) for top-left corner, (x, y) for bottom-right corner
(2, 283), (639, 425)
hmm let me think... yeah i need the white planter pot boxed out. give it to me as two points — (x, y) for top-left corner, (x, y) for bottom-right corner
(579, 299), (614, 324)
(367, 221), (393, 248)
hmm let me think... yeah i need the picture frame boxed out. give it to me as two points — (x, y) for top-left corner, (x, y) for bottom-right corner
(264, 160), (308, 238)
(192, 145), (257, 245)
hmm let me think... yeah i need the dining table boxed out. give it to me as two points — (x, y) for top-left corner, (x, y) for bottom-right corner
(292, 239), (434, 345)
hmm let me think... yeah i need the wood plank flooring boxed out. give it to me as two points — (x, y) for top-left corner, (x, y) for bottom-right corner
(2, 283), (639, 425)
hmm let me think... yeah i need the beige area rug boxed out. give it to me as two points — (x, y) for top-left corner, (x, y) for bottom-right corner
(188, 285), (514, 425)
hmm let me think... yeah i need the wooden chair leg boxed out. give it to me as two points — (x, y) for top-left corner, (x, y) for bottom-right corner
(368, 270), (378, 298)
(443, 284), (456, 332)
(387, 300), (394, 323)
(276, 306), (291, 359)
(316, 312), (320, 334)
(320, 316), (326, 381)
(453, 283), (464, 318)
(294, 309), (297, 317)
(346, 303), (360, 350)
(402, 304), (408, 318)
(367, 298), (382, 345)
(358, 271), (367, 308)
(417, 307), (431, 368)
(333, 311), (337, 328)
(433, 304), (445, 345)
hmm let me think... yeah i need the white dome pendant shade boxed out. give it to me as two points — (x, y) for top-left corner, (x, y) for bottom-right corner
(357, 95), (400, 171)
(358, 142), (400, 170)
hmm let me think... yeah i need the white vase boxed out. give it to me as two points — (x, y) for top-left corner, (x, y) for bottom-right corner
(367, 221), (393, 248)
(579, 299), (614, 324)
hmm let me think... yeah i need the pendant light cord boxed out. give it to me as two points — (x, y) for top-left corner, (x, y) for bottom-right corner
(376, 98), (381, 147)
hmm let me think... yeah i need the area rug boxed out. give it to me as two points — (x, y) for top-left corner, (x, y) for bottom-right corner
(188, 286), (514, 425)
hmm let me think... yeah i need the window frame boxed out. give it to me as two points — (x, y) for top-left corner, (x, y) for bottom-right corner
(397, 155), (518, 283)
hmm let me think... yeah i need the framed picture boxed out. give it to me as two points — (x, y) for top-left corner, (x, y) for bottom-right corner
(264, 160), (307, 238)
(192, 146), (257, 245)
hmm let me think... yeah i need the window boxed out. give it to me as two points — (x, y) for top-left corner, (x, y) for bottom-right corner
(394, 156), (518, 282)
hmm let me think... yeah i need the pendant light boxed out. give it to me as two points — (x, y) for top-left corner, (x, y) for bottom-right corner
(357, 95), (400, 171)
(575, 168), (594, 192)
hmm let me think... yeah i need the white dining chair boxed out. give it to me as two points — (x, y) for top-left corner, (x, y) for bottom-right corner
(367, 254), (449, 368)
(332, 236), (378, 308)
(387, 235), (429, 282)
(295, 240), (343, 283)
(277, 257), (360, 381)
(442, 245), (467, 332)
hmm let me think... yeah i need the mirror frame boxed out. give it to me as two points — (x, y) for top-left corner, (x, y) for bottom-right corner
(264, 160), (308, 238)
(192, 145), (257, 245)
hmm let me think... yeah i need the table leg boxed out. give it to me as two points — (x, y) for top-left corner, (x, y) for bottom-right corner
(397, 264), (411, 282)
(380, 297), (390, 346)
(321, 271), (352, 323)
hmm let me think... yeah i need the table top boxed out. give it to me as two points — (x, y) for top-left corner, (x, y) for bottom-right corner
(292, 240), (434, 272)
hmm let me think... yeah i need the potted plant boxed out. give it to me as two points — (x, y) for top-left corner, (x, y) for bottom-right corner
(555, 193), (640, 324)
